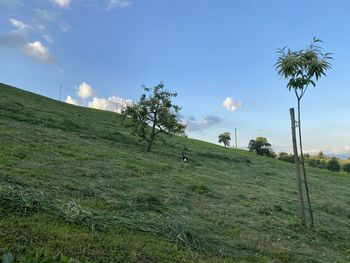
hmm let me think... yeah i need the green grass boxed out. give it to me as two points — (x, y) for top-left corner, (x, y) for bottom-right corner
(1, 83), (350, 262)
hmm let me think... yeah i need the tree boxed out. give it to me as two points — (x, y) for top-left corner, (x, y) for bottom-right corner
(248, 137), (273, 156)
(275, 38), (332, 227)
(218, 132), (231, 147)
(343, 163), (350, 174)
(327, 157), (341, 172)
(318, 151), (325, 159)
(277, 152), (294, 163)
(122, 82), (186, 151)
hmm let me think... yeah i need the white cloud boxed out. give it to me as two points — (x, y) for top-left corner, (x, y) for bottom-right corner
(23, 41), (57, 64)
(76, 82), (94, 100)
(88, 96), (133, 113)
(107, 0), (132, 10)
(222, 97), (242, 112)
(65, 95), (79, 105)
(186, 115), (223, 132)
(9, 18), (31, 32)
(52, 0), (71, 8)
(43, 34), (54, 43)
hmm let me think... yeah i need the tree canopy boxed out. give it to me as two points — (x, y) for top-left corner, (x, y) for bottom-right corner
(326, 157), (341, 172)
(275, 37), (332, 100)
(248, 137), (274, 157)
(218, 132), (231, 147)
(122, 82), (186, 151)
(343, 163), (350, 174)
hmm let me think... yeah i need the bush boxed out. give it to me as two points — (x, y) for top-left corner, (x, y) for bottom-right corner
(342, 163), (350, 174)
(307, 158), (321, 167)
(326, 157), (341, 172)
(277, 152), (294, 163)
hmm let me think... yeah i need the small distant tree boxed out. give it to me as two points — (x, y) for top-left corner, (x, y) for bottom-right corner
(122, 82), (186, 151)
(248, 137), (273, 156)
(318, 151), (325, 159)
(343, 163), (350, 174)
(326, 157), (341, 172)
(218, 132), (231, 147)
(277, 152), (294, 163)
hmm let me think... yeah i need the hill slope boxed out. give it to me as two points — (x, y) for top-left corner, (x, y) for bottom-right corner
(0, 83), (349, 262)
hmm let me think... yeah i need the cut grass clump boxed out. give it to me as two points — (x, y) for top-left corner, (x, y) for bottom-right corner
(187, 184), (210, 194)
(131, 193), (163, 213)
(0, 186), (44, 215)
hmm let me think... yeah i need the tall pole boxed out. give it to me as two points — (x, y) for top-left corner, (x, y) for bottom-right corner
(290, 108), (306, 226)
(59, 84), (62, 101)
(235, 128), (237, 149)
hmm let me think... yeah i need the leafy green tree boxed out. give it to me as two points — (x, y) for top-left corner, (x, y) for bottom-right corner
(307, 158), (321, 168)
(248, 137), (273, 156)
(318, 151), (325, 159)
(343, 163), (350, 174)
(277, 152), (294, 163)
(275, 38), (332, 227)
(122, 82), (186, 151)
(327, 157), (341, 172)
(218, 132), (231, 147)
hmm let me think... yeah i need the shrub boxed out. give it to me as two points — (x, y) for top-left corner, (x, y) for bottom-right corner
(326, 157), (341, 172)
(342, 163), (350, 174)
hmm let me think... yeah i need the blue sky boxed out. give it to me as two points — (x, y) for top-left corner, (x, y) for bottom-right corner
(1, 0), (350, 155)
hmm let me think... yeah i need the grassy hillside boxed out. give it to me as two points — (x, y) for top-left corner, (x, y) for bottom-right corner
(0, 83), (349, 262)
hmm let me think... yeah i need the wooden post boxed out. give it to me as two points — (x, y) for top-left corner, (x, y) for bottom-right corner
(290, 108), (306, 226)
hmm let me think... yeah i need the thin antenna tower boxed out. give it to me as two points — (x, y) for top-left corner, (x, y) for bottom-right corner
(59, 84), (62, 101)
(235, 128), (238, 149)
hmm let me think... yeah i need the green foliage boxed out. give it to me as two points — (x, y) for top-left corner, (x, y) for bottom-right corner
(277, 152), (294, 163)
(327, 157), (341, 172)
(248, 137), (274, 157)
(122, 82), (186, 151)
(218, 132), (231, 147)
(318, 151), (325, 159)
(343, 163), (350, 174)
(307, 158), (321, 168)
(275, 37), (332, 98)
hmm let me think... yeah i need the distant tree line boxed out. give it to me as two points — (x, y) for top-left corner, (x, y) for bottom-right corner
(276, 151), (350, 173)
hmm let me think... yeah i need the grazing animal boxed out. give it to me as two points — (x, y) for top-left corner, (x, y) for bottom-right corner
(181, 154), (188, 162)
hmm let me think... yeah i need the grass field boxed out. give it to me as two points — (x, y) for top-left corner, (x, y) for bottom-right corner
(1, 83), (350, 262)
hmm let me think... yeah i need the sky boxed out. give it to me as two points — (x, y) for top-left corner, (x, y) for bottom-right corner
(1, 0), (350, 155)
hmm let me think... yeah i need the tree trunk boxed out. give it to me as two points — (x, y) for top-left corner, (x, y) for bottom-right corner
(147, 112), (157, 152)
(290, 108), (306, 226)
(297, 99), (314, 227)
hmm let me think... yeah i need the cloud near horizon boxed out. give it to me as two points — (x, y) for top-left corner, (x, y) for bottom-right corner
(65, 95), (79, 105)
(65, 83), (133, 113)
(88, 96), (133, 113)
(186, 115), (223, 132)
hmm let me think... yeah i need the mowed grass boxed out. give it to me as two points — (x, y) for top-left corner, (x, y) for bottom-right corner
(0, 83), (350, 262)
